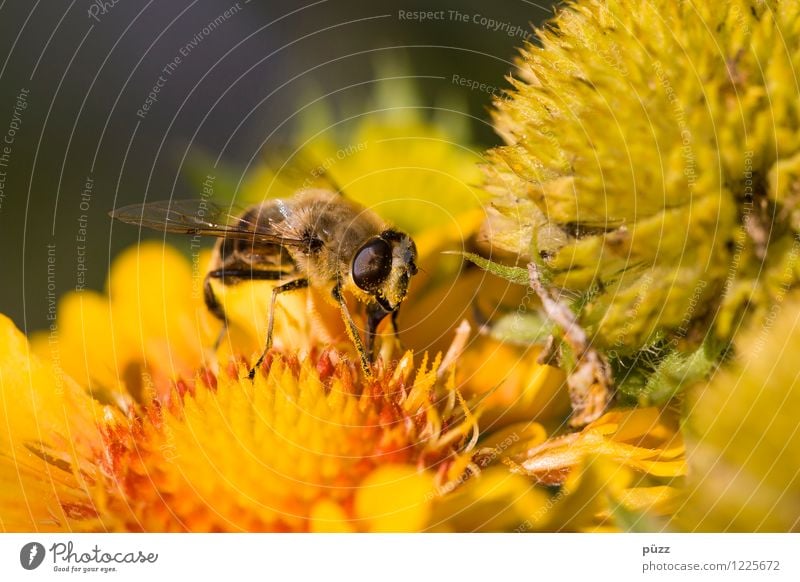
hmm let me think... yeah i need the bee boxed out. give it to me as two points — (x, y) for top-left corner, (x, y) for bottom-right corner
(110, 188), (418, 378)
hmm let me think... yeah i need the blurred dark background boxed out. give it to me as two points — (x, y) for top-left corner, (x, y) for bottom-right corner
(0, 0), (556, 333)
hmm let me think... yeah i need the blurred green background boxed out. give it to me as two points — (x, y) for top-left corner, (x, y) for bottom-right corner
(0, 0), (556, 333)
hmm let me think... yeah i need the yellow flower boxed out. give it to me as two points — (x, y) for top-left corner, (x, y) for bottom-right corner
(3, 304), (481, 532)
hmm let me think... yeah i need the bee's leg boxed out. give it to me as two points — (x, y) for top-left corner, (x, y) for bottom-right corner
(203, 273), (229, 350)
(206, 268), (290, 353)
(365, 302), (390, 361)
(332, 283), (371, 377)
(247, 277), (309, 380)
(204, 273), (228, 322)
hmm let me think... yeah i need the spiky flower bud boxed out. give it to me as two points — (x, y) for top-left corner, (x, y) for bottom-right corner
(487, 0), (800, 355)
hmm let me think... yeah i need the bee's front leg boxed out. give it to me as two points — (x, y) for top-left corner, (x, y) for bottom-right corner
(332, 282), (372, 377)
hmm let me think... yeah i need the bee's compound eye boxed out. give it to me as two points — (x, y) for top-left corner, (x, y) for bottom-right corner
(352, 238), (393, 292)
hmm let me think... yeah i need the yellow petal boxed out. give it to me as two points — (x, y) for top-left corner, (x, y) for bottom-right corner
(519, 407), (685, 482)
(309, 500), (355, 533)
(0, 314), (104, 532)
(431, 466), (550, 532)
(354, 466), (433, 532)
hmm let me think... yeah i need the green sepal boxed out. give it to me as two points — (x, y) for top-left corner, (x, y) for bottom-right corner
(614, 338), (724, 406)
(454, 252), (529, 286)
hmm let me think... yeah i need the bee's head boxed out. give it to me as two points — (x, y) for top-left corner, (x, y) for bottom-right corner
(351, 229), (418, 312)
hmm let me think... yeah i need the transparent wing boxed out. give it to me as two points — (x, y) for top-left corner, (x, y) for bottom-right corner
(109, 199), (307, 246)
